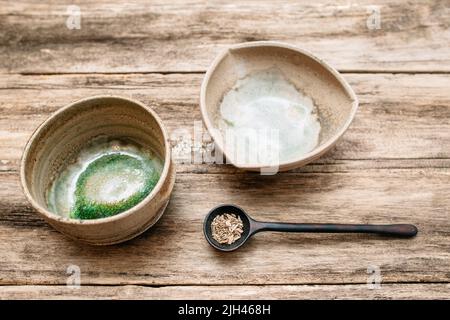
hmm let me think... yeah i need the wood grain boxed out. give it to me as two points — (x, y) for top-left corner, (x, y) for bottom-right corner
(1, 284), (449, 300)
(1, 0), (449, 299)
(1, 77), (449, 297)
(0, 167), (449, 285)
(0, 73), (449, 173)
(1, 0), (449, 73)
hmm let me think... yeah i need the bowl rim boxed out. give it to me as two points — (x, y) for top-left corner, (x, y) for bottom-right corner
(20, 95), (172, 225)
(200, 41), (359, 170)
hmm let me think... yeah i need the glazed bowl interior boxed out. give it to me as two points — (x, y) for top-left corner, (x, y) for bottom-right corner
(201, 42), (358, 170)
(22, 96), (168, 221)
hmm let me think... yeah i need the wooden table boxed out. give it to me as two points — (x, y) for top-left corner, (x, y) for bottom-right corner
(0, 0), (449, 300)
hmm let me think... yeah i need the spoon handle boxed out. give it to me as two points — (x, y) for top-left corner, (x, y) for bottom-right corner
(253, 222), (418, 237)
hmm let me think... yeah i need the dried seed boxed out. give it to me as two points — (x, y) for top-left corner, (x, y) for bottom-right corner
(211, 213), (244, 245)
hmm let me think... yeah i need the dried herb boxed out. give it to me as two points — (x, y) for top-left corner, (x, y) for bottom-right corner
(211, 213), (244, 245)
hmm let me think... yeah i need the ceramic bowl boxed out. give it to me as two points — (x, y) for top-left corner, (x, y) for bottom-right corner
(20, 95), (175, 245)
(200, 41), (358, 172)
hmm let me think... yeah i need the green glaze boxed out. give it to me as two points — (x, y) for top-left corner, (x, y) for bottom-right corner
(46, 137), (163, 219)
(70, 153), (160, 220)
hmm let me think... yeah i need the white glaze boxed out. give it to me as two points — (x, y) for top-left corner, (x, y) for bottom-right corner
(218, 68), (321, 164)
(81, 159), (148, 204)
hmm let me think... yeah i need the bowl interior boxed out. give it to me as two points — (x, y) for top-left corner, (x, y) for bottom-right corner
(202, 43), (357, 168)
(22, 96), (168, 217)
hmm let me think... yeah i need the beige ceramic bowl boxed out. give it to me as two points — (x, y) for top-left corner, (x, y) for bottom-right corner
(20, 96), (175, 245)
(200, 41), (358, 172)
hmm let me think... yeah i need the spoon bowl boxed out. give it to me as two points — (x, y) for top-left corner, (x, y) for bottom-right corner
(203, 204), (252, 251)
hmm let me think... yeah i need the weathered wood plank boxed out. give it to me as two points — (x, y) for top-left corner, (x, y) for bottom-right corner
(1, 74), (448, 286)
(1, 0), (449, 73)
(1, 0), (448, 299)
(0, 73), (449, 173)
(0, 168), (448, 285)
(1, 284), (449, 300)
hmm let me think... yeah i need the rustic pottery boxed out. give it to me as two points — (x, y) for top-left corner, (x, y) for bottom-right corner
(200, 41), (359, 172)
(20, 95), (175, 245)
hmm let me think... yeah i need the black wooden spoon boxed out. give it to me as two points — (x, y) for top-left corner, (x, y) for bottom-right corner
(203, 204), (418, 252)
